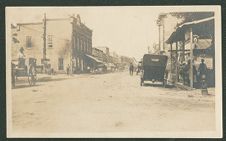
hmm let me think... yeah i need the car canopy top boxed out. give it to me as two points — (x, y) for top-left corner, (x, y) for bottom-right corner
(142, 54), (168, 67)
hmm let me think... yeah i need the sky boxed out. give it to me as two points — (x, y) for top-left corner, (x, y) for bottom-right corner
(6, 6), (217, 60)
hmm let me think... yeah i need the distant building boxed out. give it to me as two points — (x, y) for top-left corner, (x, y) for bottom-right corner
(71, 15), (92, 73)
(95, 46), (109, 56)
(92, 47), (105, 62)
(109, 51), (121, 65)
(11, 14), (92, 74)
(94, 46), (110, 62)
(120, 56), (133, 65)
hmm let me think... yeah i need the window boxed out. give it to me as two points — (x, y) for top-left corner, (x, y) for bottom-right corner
(84, 42), (87, 52)
(74, 37), (76, 49)
(48, 35), (53, 48)
(78, 38), (80, 51)
(82, 41), (84, 51)
(58, 58), (64, 70)
(26, 36), (32, 48)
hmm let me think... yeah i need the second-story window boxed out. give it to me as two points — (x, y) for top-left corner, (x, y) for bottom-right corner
(78, 38), (81, 51)
(48, 35), (53, 48)
(81, 40), (83, 52)
(26, 36), (32, 48)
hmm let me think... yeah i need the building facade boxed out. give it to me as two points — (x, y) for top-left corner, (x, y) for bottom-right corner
(94, 46), (110, 63)
(92, 47), (104, 62)
(11, 14), (92, 74)
(71, 15), (92, 73)
(11, 22), (44, 65)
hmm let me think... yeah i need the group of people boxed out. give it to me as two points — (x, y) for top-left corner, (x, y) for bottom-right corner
(129, 62), (142, 76)
(128, 58), (208, 88)
(179, 59), (208, 87)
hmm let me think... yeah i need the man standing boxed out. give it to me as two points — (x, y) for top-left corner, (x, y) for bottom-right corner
(129, 63), (134, 76)
(66, 64), (70, 75)
(198, 59), (207, 86)
(18, 47), (25, 59)
(18, 47), (26, 68)
(183, 60), (190, 85)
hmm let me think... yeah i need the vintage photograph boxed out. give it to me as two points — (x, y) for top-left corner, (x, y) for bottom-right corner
(6, 6), (222, 138)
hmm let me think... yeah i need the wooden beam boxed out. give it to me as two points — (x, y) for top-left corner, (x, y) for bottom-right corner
(190, 28), (193, 88)
(182, 40), (185, 62)
(170, 43), (173, 74)
(176, 42), (178, 82)
(168, 49), (190, 52)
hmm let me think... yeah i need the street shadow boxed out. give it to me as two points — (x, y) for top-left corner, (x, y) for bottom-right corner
(142, 83), (175, 88)
(12, 84), (42, 89)
(143, 83), (164, 87)
(37, 77), (68, 82)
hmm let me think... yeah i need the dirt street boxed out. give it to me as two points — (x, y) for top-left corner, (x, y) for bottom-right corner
(10, 71), (215, 137)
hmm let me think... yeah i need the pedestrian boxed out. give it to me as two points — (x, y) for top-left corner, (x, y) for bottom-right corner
(136, 63), (141, 75)
(183, 60), (198, 87)
(66, 64), (70, 75)
(18, 47), (25, 59)
(18, 47), (26, 68)
(129, 63), (134, 76)
(183, 60), (192, 85)
(180, 62), (186, 84)
(198, 59), (207, 87)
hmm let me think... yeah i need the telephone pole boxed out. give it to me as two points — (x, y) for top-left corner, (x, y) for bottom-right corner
(157, 19), (161, 54)
(43, 13), (47, 60)
(162, 18), (165, 51)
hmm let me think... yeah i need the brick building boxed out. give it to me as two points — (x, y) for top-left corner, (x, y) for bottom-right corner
(11, 14), (92, 74)
(92, 47), (105, 62)
(71, 15), (92, 73)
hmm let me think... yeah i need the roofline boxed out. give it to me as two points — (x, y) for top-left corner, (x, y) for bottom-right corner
(46, 18), (70, 21)
(166, 16), (214, 44)
(92, 47), (104, 52)
(16, 18), (70, 25)
(179, 16), (214, 28)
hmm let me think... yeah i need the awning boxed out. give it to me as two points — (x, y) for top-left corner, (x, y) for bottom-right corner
(85, 54), (104, 64)
(166, 17), (214, 44)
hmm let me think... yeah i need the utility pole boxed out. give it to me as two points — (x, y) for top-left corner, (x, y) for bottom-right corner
(70, 16), (75, 75)
(189, 27), (193, 88)
(157, 19), (161, 54)
(70, 38), (74, 75)
(162, 18), (165, 51)
(43, 13), (47, 60)
(159, 24), (161, 53)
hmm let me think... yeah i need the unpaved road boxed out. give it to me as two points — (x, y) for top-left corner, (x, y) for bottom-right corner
(9, 71), (215, 137)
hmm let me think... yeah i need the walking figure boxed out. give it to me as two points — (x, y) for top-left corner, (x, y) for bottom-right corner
(136, 63), (141, 75)
(198, 59), (208, 90)
(129, 63), (134, 76)
(66, 64), (70, 75)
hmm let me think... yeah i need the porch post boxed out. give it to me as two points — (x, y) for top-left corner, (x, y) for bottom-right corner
(189, 28), (193, 88)
(70, 17), (75, 75)
(182, 40), (185, 62)
(170, 43), (173, 73)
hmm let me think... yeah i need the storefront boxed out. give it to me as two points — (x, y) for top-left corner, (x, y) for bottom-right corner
(166, 17), (215, 88)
